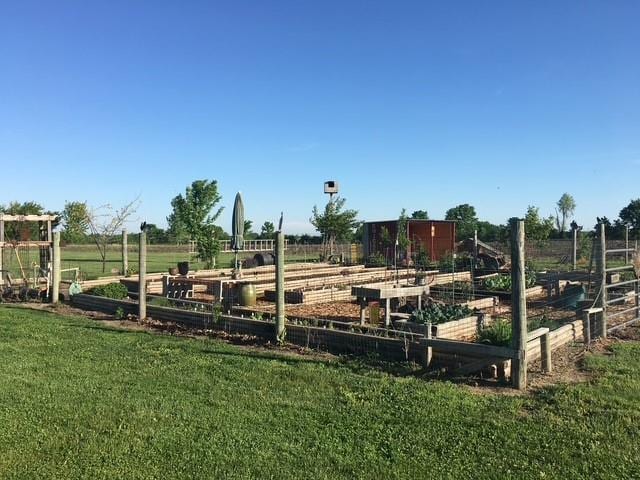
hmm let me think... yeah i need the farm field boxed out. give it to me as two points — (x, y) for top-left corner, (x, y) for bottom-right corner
(1, 306), (639, 479)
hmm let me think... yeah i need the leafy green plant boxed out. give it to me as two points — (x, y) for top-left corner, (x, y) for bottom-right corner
(478, 318), (512, 347)
(367, 253), (386, 267)
(483, 270), (536, 291)
(438, 253), (471, 273)
(114, 307), (125, 320)
(150, 296), (172, 308)
(90, 283), (129, 300)
(410, 304), (473, 325)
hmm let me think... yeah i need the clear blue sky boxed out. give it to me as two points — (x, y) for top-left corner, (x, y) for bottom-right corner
(2, 1), (639, 234)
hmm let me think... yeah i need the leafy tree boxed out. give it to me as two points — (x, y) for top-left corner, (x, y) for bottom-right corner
(476, 221), (506, 242)
(445, 204), (478, 241)
(260, 221), (275, 239)
(243, 220), (256, 240)
(61, 201), (89, 244)
(144, 224), (169, 244)
(397, 209), (410, 260)
(0, 201), (57, 240)
(411, 210), (429, 220)
(523, 206), (555, 244)
(619, 199), (640, 239)
(86, 198), (140, 273)
(310, 196), (359, 257)
(168, 180), (224, 268)
(555, 193), (576, 236)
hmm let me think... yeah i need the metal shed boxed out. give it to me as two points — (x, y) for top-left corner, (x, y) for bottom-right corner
(362, 219), (456, 263)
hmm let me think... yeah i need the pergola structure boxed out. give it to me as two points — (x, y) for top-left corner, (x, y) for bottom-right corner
(0, 214), (56, 288)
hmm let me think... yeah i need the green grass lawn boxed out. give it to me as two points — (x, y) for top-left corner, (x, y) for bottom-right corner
(1, 306), (639, 479)
(2, 246), (316, 281)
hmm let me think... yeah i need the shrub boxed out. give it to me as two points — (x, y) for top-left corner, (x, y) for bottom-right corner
(478, 318), (512, 347)
(90, 283), (129, 300)
(410, 304), (473, 325)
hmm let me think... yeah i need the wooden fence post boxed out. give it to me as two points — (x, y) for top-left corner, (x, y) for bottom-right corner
(139, 230), (147, 320)
(511, 220), (527, 389)
(540, 333), (552, 373)
(572, 225), (578, 271)
(275, 231), (286, 343)
(625, 225), (630, 265)
(122, 229), (128, 276)
(51, 231), (61, 304)
(597, 223), (607, 339)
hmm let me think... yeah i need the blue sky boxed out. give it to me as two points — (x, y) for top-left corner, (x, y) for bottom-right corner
(1, 1), (639, 234)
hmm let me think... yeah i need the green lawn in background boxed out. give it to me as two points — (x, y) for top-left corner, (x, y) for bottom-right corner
(1, 306), (639, 479)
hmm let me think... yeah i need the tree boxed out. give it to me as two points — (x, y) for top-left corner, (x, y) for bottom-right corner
(0, 201), (50, 240)
(619, 199), (640, 239)
(523, 206), (555, 244)
(61, 201), (89, 244)
(86, 198), (140, 273)
(397, 209), (410, 263)
(411, 210), (429, 220)
(260, 221), (275, 239)
(168, 180), (224, 268)
(243, 220), (256, 240)
(310, 196), (359, 257)
(476, 221), (506, 242)
(145, 224), (169, 244)
(555, 193), (576, 236)
(445, 204), (478, 241)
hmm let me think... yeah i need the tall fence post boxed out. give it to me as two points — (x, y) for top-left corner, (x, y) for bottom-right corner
(597, 223), (607, 338)
(511, 220), (527, 390)
(139, 230), (147, 321)
(572, 225), (578, 271)
(625, 225), (630, 265)
(51, 231), (61, 304)
(122, 229), (128, 276)
(275, 231), (286, 343)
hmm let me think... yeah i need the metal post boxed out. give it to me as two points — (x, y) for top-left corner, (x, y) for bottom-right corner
(597, 223), (607, 338)
(424, 322), (432, 368)
(473, 229), (478, 267)
(51, 232), (61, 303)
(510, 220), (527, 389)
(122, 229), (128, 276)
(275, 231), (286, 343)
(139, 231), (147, 320)
(572, 226), (578, 271)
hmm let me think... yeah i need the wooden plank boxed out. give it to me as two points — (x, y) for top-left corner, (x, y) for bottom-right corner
(420, 337), (515, 358)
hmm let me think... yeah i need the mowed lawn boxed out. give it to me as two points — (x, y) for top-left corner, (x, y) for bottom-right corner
(1, 307), (639, 479)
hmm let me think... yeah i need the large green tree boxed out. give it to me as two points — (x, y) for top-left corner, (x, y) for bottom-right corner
(445, 204), (478, 241)
(410, 210), (429, 220)
(259, 221), (275, 239)
(168, 180), (224, 268)
(0, 201), (56, 240)
(310, 196), (359, 257)
(523, 206), (555, 244)
(619, 199), (640, 239)
(61, 201), (89, 244)
(555, 193), (576, 236)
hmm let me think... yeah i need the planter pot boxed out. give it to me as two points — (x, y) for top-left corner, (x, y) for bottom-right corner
(177, 262), (190, 276)
(169, 267), (179, 275)
(240, 283), (257, 306)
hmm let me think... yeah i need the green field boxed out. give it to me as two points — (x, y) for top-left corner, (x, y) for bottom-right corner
(1, 306), (639, 479)
(1, 245), (317, 281)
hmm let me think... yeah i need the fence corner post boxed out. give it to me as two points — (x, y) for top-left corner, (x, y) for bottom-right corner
(51, 231), (61, 304)
(122, 228), (129, 277)
(597, 223), (607, 339)
(541, 332), (552, 373)
(275, 230), (286, 343)
(139, 230), (147, 320)
(510, 219), (527, 389)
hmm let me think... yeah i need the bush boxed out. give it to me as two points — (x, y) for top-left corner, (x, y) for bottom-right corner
(438, 253), (471, 273)
(367, 253), (387, 267)
(90, 283), (129, 300)
(478, 318), (512, 347)
(410, 304), (473, 325)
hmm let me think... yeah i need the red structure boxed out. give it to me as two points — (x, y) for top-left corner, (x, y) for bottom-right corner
(362, 219), (456, 263)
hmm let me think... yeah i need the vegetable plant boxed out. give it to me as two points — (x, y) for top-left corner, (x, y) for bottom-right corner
(90, 283), (129, 300)
(410, 304), (473, 325)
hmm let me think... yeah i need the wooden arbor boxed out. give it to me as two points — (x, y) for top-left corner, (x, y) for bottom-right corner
(0, 214), (57, 292)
